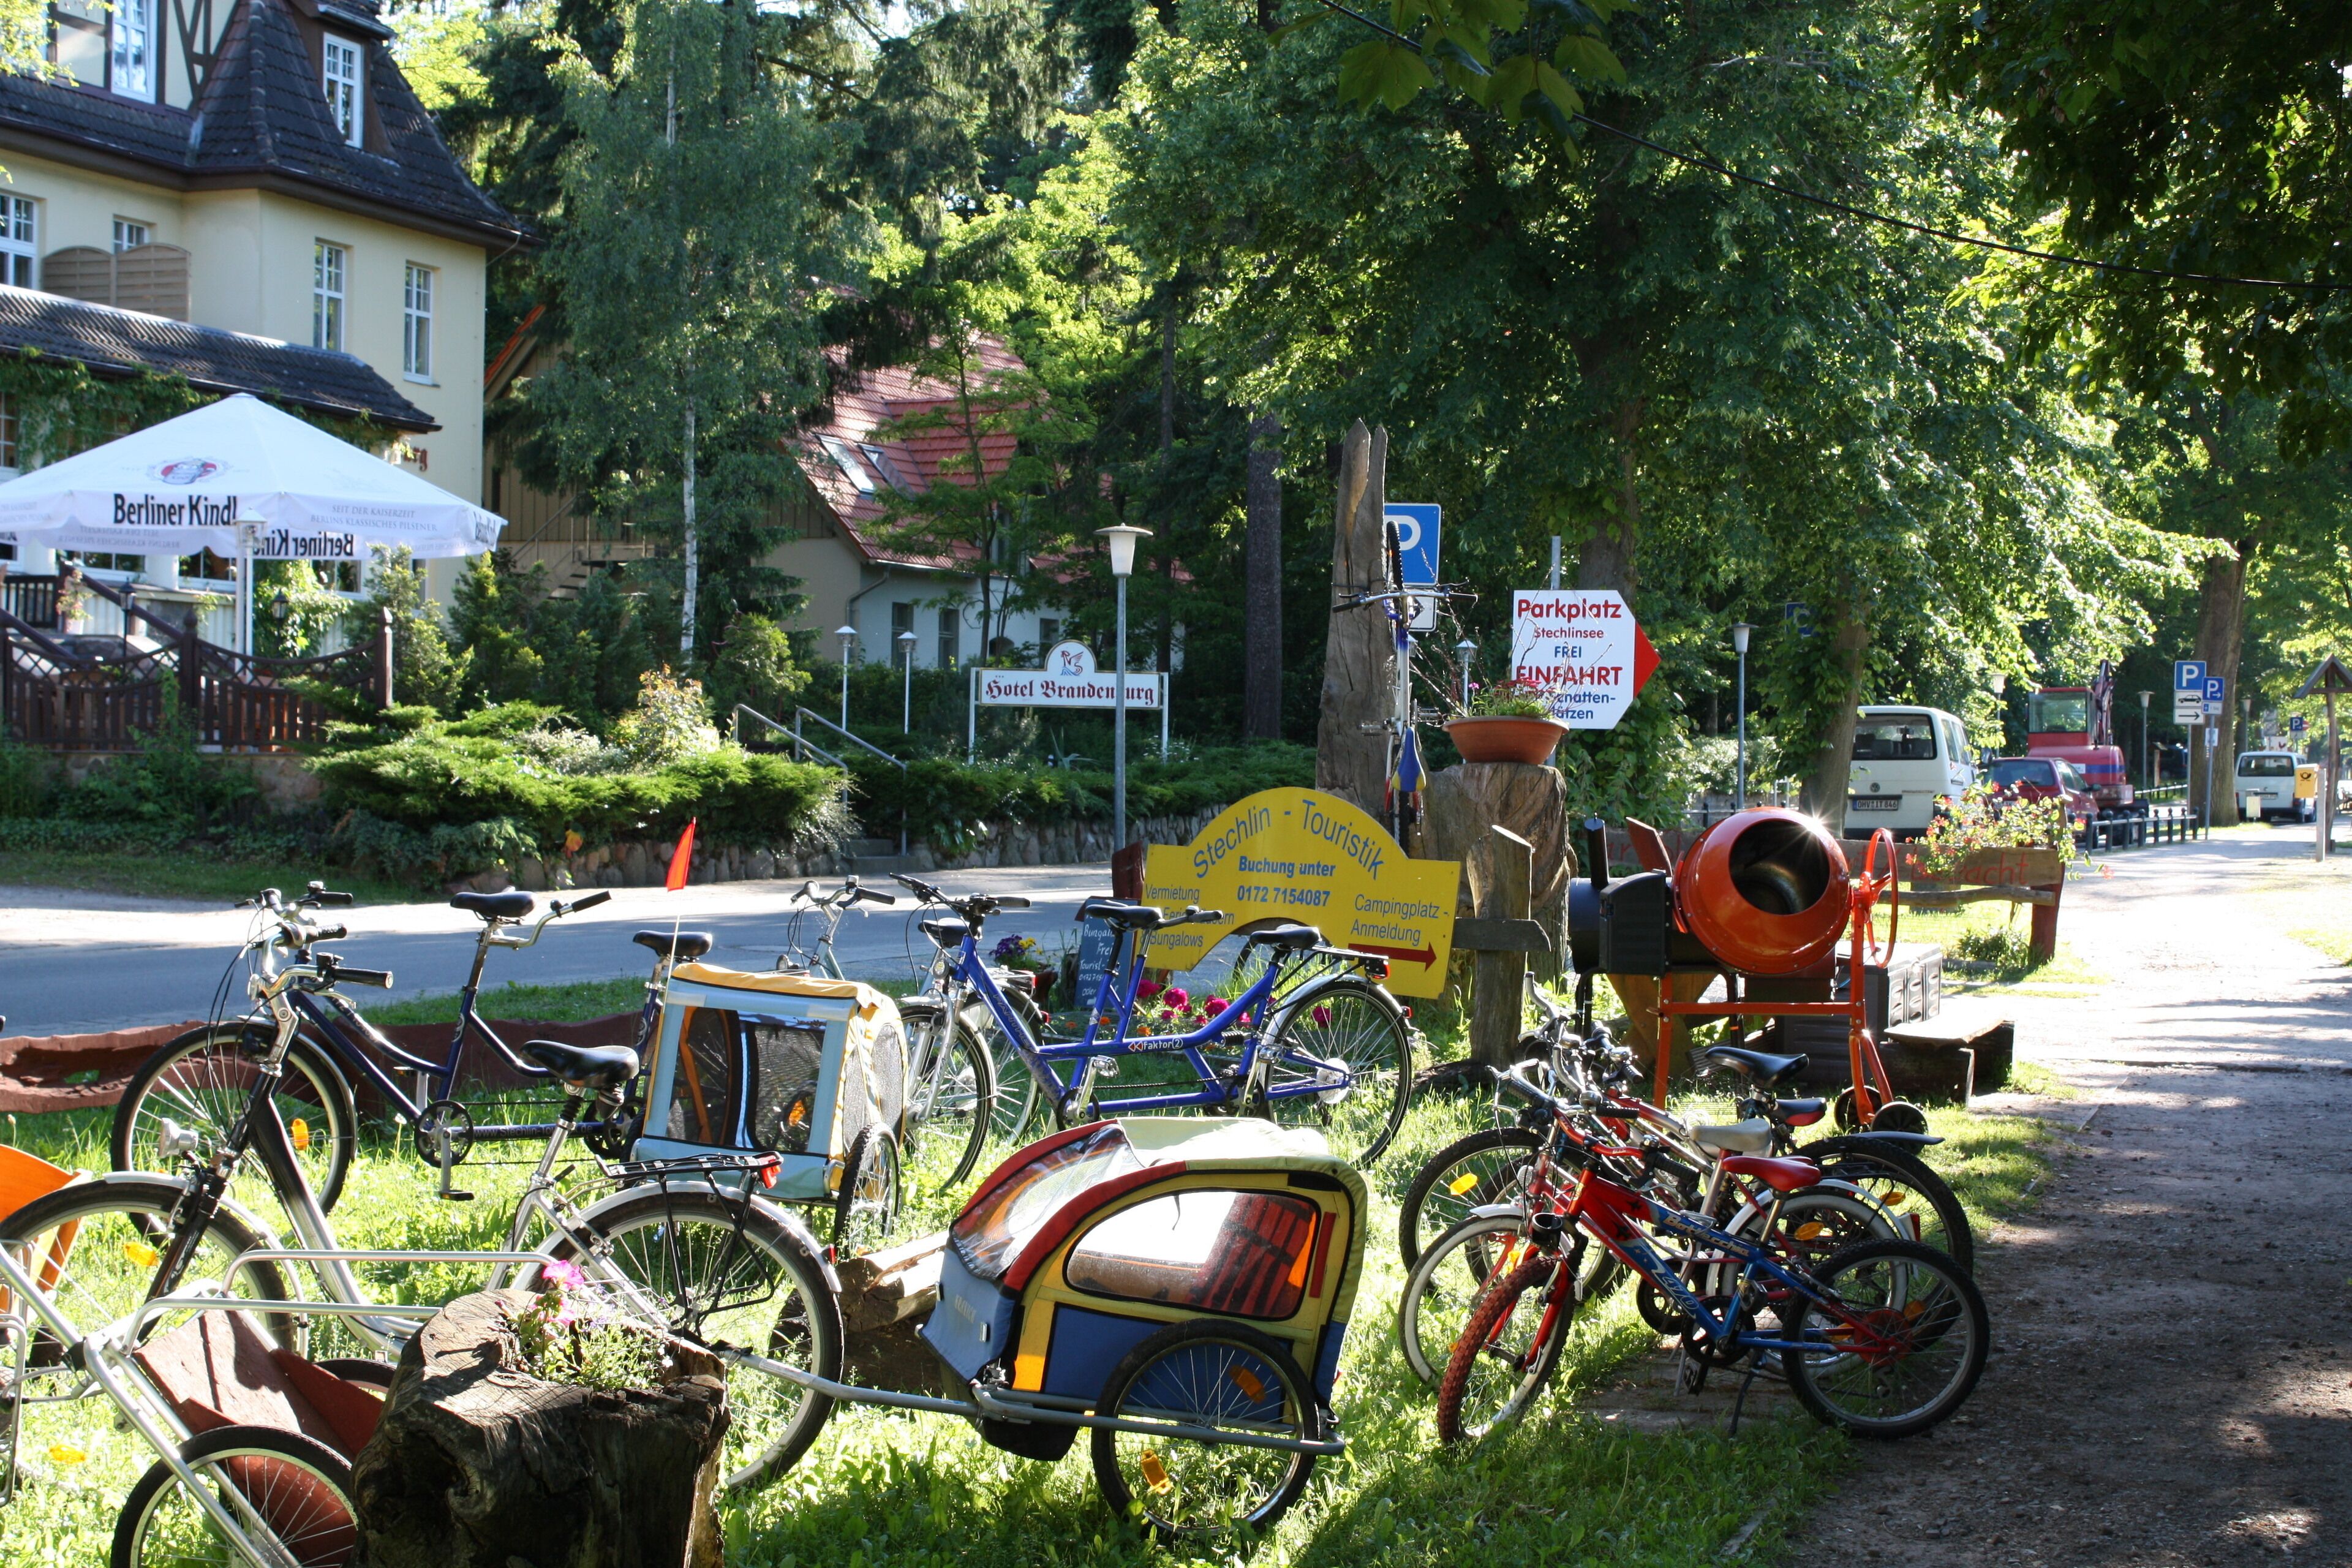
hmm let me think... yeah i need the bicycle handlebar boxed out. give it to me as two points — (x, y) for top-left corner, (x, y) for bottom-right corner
(316, 955), (393, 989)
(1163, 905), (1224, 927)
(553, 890), (612, 916)
(854, 886), (897, 905)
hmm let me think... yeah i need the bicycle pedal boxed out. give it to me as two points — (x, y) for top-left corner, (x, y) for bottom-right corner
(1090, 1057), (1120, 1079)
(439, 1189), (476, 1203)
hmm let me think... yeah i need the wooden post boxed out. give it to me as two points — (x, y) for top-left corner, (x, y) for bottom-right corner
(1469, 826), (1532, 1069)
(1313, 421), (1392, 820)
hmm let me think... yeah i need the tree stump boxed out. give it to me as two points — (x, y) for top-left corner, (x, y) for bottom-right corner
(1468, 827), (1533, 1069)
(351, 1291), (729, 1568)
(837, 1232), (950, 1395)
(1423, 763), (1572, 980)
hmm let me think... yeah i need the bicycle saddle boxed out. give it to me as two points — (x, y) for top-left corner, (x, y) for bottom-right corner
(1076, 897), (1165, 930)
(1718, 1153), (1822, 1194)
(1776, 1096), (1830, 1126)
(633, 929), (714, 961)
(452, 891), (535, 920)
(522, 1039), (641, 1090)
(1697, 1046), (1807, 1086)
(1243, 922), (1323, 951)
(1692, 1118), (1774, 1156)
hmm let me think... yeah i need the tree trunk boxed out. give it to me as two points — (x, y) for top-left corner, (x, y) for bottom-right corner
(2190, 542), (2252, 825)
(352, 1291), (728, 1568)
(1577, 398), (1645, 595)
(1423, 762), (1570, 984)
(680, 399), (698, 658)
(1468, 826), (1533, 1069)
(1798, 593), (1872, 834)
(1243, 409), (1284, 739)
(1314, 420), (1392, 818)
(1156, 295), (1177, 679)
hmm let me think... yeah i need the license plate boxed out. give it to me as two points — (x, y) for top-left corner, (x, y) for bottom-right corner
(1849, 795), (1901, 811)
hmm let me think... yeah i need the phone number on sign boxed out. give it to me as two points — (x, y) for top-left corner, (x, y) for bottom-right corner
(1236, 885), (1333, 907)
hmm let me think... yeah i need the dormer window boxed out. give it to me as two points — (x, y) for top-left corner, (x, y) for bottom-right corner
(108, 0), (151, 97)
(323, 36), (362, 146)
(50, 0), (155, 100)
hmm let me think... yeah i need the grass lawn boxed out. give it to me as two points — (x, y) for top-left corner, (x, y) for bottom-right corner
(364, 974), (653, 1026)
(0, 1023), (2054, 1568)
(0, 848), (417, 907)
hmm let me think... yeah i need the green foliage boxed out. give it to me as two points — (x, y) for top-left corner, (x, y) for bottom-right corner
(705, 614), (811, 725)
(312, 706), (846, 850)
(51, 705), (260, 830)
(609, 668), (723, 767)
(446, 552), (663, 724)
(842, 741), (1312, 851)
(387, 0), (489, 112)
(1463, 678), (1554, 719)
(254, 561), (350, 659)
(354, 546), (466, 712)
(0, 729), (47, 818)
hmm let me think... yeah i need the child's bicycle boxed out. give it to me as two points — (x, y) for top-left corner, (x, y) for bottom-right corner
(893, 874), (1417, 1167)
(1434, 1061), (1989, 1442)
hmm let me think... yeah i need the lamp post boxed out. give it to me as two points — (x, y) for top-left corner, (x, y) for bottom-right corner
(2137, 690), (2152, 789)
(1454, 637), (1477, 710)
(1097, 523), (1152, 853)
(835, 625), (857, 729)
(1730, 624), (1755, 808)
(897, 629), (918, 733)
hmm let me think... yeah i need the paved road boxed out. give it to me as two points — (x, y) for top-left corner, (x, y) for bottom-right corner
(0, 864), (1115, 1037)
(1796, 821), (2352, 1567)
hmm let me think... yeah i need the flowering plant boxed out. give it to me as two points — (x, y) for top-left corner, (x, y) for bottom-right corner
(992, 933), (1044, 967)
(1463, 677), (1559, 720)
(511, 1260), (670, 1392)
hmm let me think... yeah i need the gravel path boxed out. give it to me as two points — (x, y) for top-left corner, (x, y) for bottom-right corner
(1793, 827), (2352, 1567)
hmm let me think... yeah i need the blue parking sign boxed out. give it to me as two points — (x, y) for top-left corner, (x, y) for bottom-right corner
(2291, 715), (2308, 734)
(2173, 659), (2206, 692)
(1385, 503), (1441, 629)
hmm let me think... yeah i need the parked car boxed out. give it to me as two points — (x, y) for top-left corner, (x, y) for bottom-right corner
(2232, 750), (2314, 823)
(1986, 756), (2097, 839)
(1848, 705), (1976, 837)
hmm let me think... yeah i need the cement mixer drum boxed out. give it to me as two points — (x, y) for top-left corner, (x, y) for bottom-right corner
(1675, 808), (1850, 974)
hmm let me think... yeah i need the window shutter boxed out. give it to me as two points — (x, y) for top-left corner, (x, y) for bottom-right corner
(112, 243), (190, 320)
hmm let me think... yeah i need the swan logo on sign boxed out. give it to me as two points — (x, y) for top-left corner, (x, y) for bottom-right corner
(150, 458), (222, 486)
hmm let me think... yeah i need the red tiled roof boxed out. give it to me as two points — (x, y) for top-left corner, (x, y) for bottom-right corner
(791, 339), (1028, 571)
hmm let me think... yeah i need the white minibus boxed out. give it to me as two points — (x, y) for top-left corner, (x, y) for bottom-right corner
(1847, 706), (1976, 835)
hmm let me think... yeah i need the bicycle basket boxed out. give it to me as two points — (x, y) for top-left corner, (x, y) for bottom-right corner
(635, 963), (908, 1204)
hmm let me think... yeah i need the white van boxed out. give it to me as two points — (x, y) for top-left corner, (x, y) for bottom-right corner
(1848, 706), (1976, 835)
(2233, 750), (2310, 823)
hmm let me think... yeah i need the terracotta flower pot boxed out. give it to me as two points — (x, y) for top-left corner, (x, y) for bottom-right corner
(1445, 715), (1570, 766)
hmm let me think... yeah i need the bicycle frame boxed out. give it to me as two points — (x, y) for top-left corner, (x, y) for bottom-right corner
(930, 922), (1343, 1119)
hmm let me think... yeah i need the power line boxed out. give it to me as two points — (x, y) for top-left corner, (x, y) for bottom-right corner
(1305, 0), (2351, 295)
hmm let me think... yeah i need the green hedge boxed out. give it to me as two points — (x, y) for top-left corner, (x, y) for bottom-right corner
(312, 714), (846, 850)
(843, 742), (1315, 851)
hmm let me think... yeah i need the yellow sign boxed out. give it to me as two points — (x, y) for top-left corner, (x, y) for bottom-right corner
(1142, 789), (1458, 997)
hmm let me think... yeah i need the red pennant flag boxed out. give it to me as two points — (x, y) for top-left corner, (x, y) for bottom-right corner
(665, 819), (698, 891)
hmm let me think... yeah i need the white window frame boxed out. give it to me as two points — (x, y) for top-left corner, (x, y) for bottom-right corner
(322, 36), (362, 146)
(111, 217), (149, 253)
(313, 241), (346, 352)
(402, 262), (434, 381)
(108, 0), (153, 99)
(0, 198), (34, 290)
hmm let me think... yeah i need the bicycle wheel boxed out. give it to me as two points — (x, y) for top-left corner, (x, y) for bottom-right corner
(1090, 1319), (1322, 1542)
(981, 994), (1047, 1142)
(0, 1177), (298, 1365)
(832, 1128), (902, 1256)
(111, 1025), (355, 1215)
(898, 1001), (997, 1193)
(1396, 1210), (1557, 1385)
(1397, 1127), (1542, 1268)
(1801, 1137), (1974, 1273)
(1782, 1238), (1988, 1439)
(555, 1189), (843, 1493)
(1257, 981), (1413, 1166)
(112, 1425), (356, 1568)
(1434, 1249), (1578, 1443)
(1702, 1186), (1898, 1322)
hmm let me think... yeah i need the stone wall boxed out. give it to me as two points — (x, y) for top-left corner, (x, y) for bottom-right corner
(479, 806), (1227, 892)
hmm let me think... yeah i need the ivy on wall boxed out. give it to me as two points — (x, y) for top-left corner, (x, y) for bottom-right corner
(0, 349), (403, 469)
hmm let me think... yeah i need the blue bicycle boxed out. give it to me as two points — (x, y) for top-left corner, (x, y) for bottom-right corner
(892, 874), (1417, 1167)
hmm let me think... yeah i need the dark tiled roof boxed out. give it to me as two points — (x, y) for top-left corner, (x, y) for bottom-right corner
(0, 0), (525, 246)
(0, 285), (436, 430)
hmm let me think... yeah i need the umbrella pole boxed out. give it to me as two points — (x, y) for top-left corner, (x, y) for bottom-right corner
(235, 516), (258, 657)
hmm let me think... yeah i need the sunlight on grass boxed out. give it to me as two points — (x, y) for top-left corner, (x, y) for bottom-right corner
(364, 973), (651, 1027)
(2287, 926), (2352, 966)
(0, 850), (418, 906)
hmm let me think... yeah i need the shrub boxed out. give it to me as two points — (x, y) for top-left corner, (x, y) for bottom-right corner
(610, 668), (723, 767)
(707, 613), (810, 723)
(0, 730), (47, 818)
(52, 704), (260, 829)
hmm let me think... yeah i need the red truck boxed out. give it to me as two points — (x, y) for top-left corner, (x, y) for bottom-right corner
(2026, 659), (2139, 820)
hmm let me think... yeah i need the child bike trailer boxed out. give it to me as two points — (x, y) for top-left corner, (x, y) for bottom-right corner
(922, 1116), (1365, 1538)
(633, 963), (908, 1247)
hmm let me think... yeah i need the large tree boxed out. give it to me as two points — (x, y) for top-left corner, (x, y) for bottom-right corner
(530, 0), (856, 659)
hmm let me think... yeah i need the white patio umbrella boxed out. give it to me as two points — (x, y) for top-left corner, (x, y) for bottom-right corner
(0, 393), (504, 652)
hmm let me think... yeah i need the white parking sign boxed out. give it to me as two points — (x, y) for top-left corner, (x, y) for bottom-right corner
(1508, 589), (1659, 730)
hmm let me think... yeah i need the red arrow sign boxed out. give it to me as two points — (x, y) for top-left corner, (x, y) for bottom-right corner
(1355, 942), (1438, 968)
(1632, 624), (1659, 696)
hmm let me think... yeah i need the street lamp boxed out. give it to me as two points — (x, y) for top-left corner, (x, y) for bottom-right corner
(835, 625), (857, 729)
(1730, 624), (1755, 808)
(1098, 523), (1152, 853)
(1454, 637), (1477, 710)
(897, 629), (918, 733)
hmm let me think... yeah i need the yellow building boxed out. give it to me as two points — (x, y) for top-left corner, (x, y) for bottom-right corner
(0, 0), (525, 611)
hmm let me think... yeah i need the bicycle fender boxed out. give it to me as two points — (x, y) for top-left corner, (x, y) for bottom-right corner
(1825, 1130), (1945, 1150)
(564, 1179), (842, 1295)
(1264, 973), (1408, 1038)
(21, 1170), (293, 1255)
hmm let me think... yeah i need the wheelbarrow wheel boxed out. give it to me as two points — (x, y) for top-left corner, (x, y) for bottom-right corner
(1091, 1319), (1323, 1542)
(112, 1424), (355, 1568)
